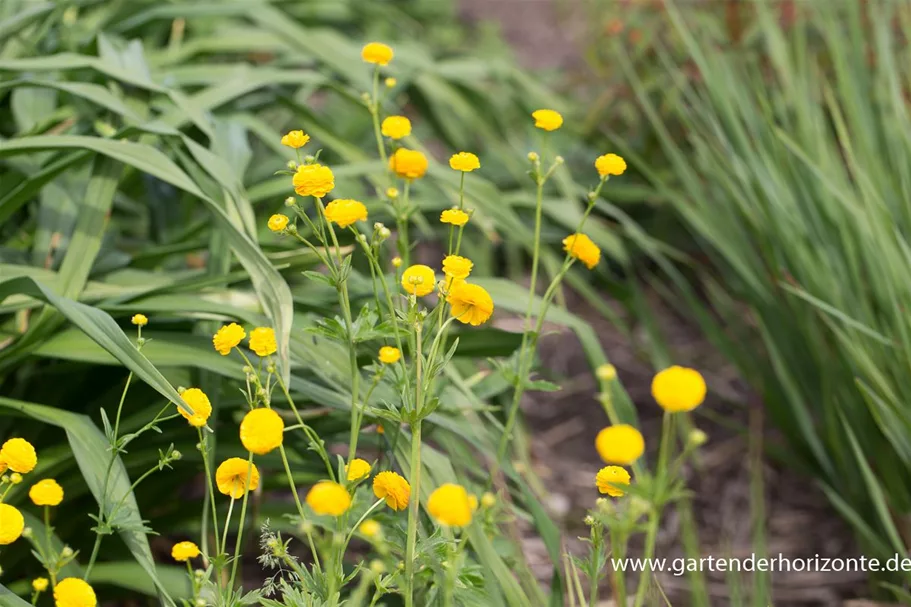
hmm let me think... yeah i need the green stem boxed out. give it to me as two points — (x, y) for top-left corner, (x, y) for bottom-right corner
(229, 452), (254, 588)
(220, 496), (236, 569)
(198, 430), (221, 557)
(44, 506), (57, 587)
(404, 321), (424, 607)
(274, 370), (335, 480)
(279, 445), (321, 572)
(400, 180), (411, 266)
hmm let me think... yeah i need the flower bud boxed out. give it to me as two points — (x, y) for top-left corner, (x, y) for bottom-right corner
(21, 527), (32, 538)
(361, 92), (371, 103)
(392, 257), (403, 268)
(267, 364), (276, 374)
(583, 515), (595, 526)
(196, 599), (206, 607)
(286, 160), (297, 170)
(61, 546), (74, 558)
(595, 364), (617, 382)
(370, 559), (386, 574)
(299, 521), (314, 534)
(481, 492), (496, 508)
(687, 429), (708, 447)
(171, 450), (182, 461)
(194, 569), (206, 579)
(386, 187), (399, 200)
(9, 473), (21, 485)
(304, 155), (316, 164)
(284, 196), (295, 207)
(527, 152), (539, 162)
(357, 234), (368, 243)
(385, 77), (397, 88)
(1, 475), (10, 484)
(177, 386), (187, 394)
(555, 155), (565, 165)
(242, 365), (253, 374)
(379, 227), (391, 240)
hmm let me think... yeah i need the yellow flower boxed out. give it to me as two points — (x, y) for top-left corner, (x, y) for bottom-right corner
(29, 479), (63, 507)
(281, 130), (310, 149)
(268, 214), (289, 232)
(481, 492), (496, 508)
(442, 255), (473, 280)
(385, 77), (397, 88)
(362, 42), (394, 66)
(178, 388), (212, 428)
(249, 326), (277, 357)
(0, 503), (24, 545)
(596, 364), (617, 381)
(447, 282), (494, 326)
(389, 148), (428, 180)
(595, 425), (644, 465)
(306, 481), (352, 516)
(53, 578), (96, 607)
(401, 264), (436, 297)
(427, 483), (473, 527)
(131, 314), (148, 326)
(346, 458), (372, 482)
(171, 541), (200, 562)
(213, 323), (246, 355)
(373, 470), (410, 511)
(532, 109), (563, 131)
(32, 578), (49, 593)
(596, 466), (631, 497)
(392, 256), (403, 268)
(324, 199), (368, 229)
(293, 163), (335, 198)
(240, 408), (284, 455)
(379, 346), (401, 364)
(359, 519), (381, 538)
(595, 153), (626, 177)
(381, 116), (411, 140)
(216, 458), (260, 498)
(652, 366), (706, 412)
(449, 152), (480, 172)
(562, 233), (601, 270)
(0, 438), (36, 474)
(440, 208), (469, 227)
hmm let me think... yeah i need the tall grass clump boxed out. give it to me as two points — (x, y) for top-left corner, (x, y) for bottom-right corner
(616, 0), (911, 597)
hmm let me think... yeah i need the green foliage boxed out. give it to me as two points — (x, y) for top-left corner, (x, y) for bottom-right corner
(612, 0), (911, 597)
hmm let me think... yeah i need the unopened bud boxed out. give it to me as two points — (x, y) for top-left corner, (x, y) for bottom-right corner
(386, 187), (399, 199)
(195, 599), (206, 607)
(61, 546), (74, 558)
(177, 386), (187, 394)
(379, 227), (391, 240)
(688, 429), (708, 447)
(385, 77), (397, 88)
(357, 234), (368, 243)
(481, 492), (496, 508)
(374, 222), (385, 231)
(286, 160), (297, 170)
(304, 155), (316, 164)
(267, 364), (276, 374)
(9, 473), (21, 485)
(595, 364), (617, 382)
(21, 527), (32, 538)
(194, 569), (205, 579)
(361, 92), (371, 103)
(0, 476), (8, 484)
(583, 515), (595, 526)
(299, 521), (314, 534)
(555, 155), (565, 165)
(370, 559), (386, 574)
(392, 257), (403, 268)
(284, 196), (295, 207)
(171, 450), (182, 460)
(527, 152), (539, 162)
(242, 365), (253, 374)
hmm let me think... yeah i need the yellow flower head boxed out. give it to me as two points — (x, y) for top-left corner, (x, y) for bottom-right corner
(53, 578), (96, 607)
(532, 109), (563, 131)
(29, 479), (63, 507)
(346, 458), (372, 482)
(240, 408), (284, 455)
(596, 466), (631, 497)
(249, 327), (277, 357)
(306, 481), (352, 516)
(268, 214), (289, 232)
(442, 255), (473, 280)
(281, 130), (310, 149)
(0, 438), (36, 474)
(595, 153), (627, 177)
(563, 233), (601, 270)
(389, 148), (428, 180)
(213, 323), (246, 356)
(131, 314), (148, 326)
(386, 187), (399, 199)
(427, 483), (473, 527)
(381, 116), (412, 140)
(440, 208), (469, 227)
(373, 470), (410, 511)
(178, 388), (212, 428)
(595, 425), (644, 465)
(596, 364), (617, 381)
(0, 503), (24, 545)
(446, 282), (494, 326)
(391, 256), (403, 268)
(32, 578), (49, 593)
(324, 199), (368, 229)
(379, 346), (401, 364)
(359, 519), (381, 537)
(652, 366), (706, 412)
(449, 152), (480, 172)
(171, 541), (200, 562)
(293, 163), (335, 198)
(401, 264), (436, 297)
(362, 42), (393, 66)
(216, 458), (260, 498)
(481, 492), (496, 508)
